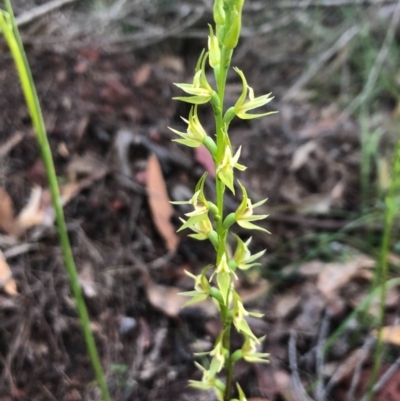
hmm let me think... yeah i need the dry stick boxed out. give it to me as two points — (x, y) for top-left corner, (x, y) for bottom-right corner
(314, 312), (330, 401)
(15, 0), (76, 27)
(359, 355), (400, 401)
(273, 0), (396, 7)
(289, 331), (315, 401)
(283, 25), (360, 101)
(342, 0), (400, 118)
(345, 337), (375, 401)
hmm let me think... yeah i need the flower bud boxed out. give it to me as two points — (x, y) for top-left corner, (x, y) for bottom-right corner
(222, 7), (241, 49)
(208, 25), (221, 68)
(213, 0), (226, 25)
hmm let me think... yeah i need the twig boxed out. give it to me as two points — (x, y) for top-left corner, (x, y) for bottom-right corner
(101, 6), (205, 53)
(0, 132), (24, 159)
(289, 331), (315, 401)
(284, 25), (360, 100)
(359, 355), (400, 401)
(314, 312), (330, 401)
(15, 0), (76, 27)
(265, 0), (397, 7)
(345, 337), (375, 401)
(342, 0), (400, 117)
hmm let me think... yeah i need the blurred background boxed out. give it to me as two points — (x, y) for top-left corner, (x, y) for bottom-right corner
(0, 1), (400, 400)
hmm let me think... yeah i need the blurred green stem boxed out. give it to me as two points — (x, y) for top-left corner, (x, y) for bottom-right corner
(0, 2), (111, 400)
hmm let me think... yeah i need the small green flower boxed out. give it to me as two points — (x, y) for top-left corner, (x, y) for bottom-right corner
(241, 336), (270, 364)
(173, 174), (210, 231)
(232, 291), (263, 340)
(195, 332), (226, 376)
(169, 107), (213, 148)
(216, 138), (246, 193)
(212, 253), (237, 304)
(180, 266), (212, 306)
(233, 234), (265, 270)
(174, 51), (214, 104)
(235, 182), (269, 232)
(232, 67), (276, 120)
(180, 215), (214, 240)
(189, 362), (225, 401)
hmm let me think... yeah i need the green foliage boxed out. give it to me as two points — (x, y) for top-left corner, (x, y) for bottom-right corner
(170, 1), (274, 400)
(0, 2), (111, 401)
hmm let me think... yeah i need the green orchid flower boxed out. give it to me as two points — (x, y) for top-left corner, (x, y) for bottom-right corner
(211, 253), (238, 304)
(235, 182), (269, 232)
(174, 51), (214, 104)
(216, 138), (246, 193)
(189, 362), (226, 401)
(232, 291), (263, 341)
(180, 266), (212, 306)
(229, 67), (276, 120)
(233, 234), (265, 270)
(241, 335), (270, 364)
(169, 107), (216, 153)
(173, 174), (210, 231)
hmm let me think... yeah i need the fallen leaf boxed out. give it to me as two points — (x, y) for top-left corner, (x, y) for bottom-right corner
(0, 250), (18, 296)
(0, 131), (24, 158)
(157, 56), (184, 74)
(146, 154), (179, 252)
(195, 145), (215, 177)
(17, 186), (49, 229)
(290, 140), (317, 171)
(317, 256), (375, 299)
(0, 188), (20, 236)
(79, 263), (97, 298)
(239, 279), (270, 304)
(373, 325), (400, 346)
(133, 64), (152, 87)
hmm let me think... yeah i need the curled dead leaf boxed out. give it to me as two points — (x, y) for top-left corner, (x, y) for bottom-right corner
(317, 256), (375, 300)
(0, 250), (18, 296)
(0, 187), (21, 237)
(146, 154), (179, 252)
(373, 325), (400, 346)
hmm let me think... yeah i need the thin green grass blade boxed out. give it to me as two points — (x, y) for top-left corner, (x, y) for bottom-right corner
(0, 2), (111, 400)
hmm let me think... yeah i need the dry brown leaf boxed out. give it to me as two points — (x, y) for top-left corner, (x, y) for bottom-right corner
(239, 279), (270, 304)
(146, 154), (179, 252)
(79, 263), (97, 298)
(372, 326), (400, 346)
(0, 187), (21, 237)
(0, 250), (18, 296)
(17, 186), (49, 229)
(17, 165), (106, 231)
(317, 256), (375, 299)
(157, 56), (184, 74)
(290, 140), (317, 171)
(133, 64), (152, 87)
(146, 281), (217, 318)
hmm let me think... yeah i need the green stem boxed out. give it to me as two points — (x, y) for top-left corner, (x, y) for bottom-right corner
(366, 140), (400, 401)
(214, 45), (234, 401)
(1, 3), (111, 401)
